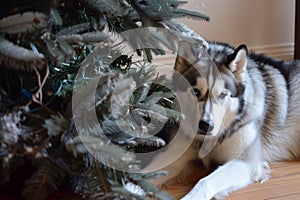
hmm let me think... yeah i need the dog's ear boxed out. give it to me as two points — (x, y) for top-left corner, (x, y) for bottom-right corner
(227, 44), (248, 81)
(174, 41), (199, 74)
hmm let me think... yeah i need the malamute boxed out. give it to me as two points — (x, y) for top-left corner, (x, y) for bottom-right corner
(145, 41), (300, 200)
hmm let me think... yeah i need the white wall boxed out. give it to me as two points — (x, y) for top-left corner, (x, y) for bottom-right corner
(155, 0), (296, 76)
(179, 0), (295, 60)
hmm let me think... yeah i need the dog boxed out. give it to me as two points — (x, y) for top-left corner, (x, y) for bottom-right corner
(143, 41), (300, 200)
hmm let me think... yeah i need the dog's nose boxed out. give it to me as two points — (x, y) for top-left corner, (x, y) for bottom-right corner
(198, 120), (214, 135)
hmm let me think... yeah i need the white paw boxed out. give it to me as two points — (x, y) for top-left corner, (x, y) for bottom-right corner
(180, 182), (210, 200)
(253, 161), (271, 183)
(180, 192), (208, 200)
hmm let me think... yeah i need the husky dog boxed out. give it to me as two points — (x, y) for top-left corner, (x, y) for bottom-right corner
(144, 41), (300, 200)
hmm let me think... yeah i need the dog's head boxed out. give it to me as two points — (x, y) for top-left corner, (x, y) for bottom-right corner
(173, 41), (248, 137)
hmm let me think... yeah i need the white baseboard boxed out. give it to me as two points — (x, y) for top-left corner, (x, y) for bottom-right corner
(250, 43), (294, 61)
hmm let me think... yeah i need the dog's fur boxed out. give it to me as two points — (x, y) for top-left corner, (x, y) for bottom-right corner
(144, 41), (300, 200)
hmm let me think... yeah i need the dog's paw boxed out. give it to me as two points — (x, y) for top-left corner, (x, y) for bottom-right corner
(180, 192), (210, 200)
(180, 181), (210, 200)
(180, 192), (208, 200)
(253, 161), (271, 183)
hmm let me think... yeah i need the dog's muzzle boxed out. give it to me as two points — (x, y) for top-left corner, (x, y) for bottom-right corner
(198, 120), (214, 135)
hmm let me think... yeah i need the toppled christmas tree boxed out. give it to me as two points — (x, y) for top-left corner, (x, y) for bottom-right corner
(0, 0), (209, 199)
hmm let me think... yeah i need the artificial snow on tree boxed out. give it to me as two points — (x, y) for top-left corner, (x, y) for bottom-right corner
(0, 0), (209, 199)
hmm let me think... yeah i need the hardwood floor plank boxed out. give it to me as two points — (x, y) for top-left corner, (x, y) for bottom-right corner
(225, 162), (300, 200)
(265, 192), (300, 200)
(165, 161), (300, 200)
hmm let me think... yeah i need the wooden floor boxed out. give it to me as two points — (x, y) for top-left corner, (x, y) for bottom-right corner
(165, 161), (300, 200)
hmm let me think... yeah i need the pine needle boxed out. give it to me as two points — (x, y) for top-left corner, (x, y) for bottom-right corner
(135, 179), (173, 200)
(58, 32), (111, 44)
(22, 160), (66, 200)
(174, 8), (210, 21)
(82, 0), (130, 17)
(85, 162), (113, 198)
(123, 182), (147, 197)
(0, 12), (47, 34)
(81, 32), (111, 43)
(56, 23), (91, 36)
(43, 114), (68, 137)
(49, 8), (62, 26)
(130, 0), (209, 21)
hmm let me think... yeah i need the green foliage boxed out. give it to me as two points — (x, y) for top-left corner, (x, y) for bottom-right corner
(130, 0), (210, 22)
(84, 162), (113, 199)
(22, 160), (67, 200)
(0, 0), (209, 199)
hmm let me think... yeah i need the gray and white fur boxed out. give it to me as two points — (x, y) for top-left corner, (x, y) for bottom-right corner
(144, 41), (300, 200)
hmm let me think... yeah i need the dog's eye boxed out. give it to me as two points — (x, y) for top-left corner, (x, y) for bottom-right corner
(219, 92), (227, 99)
(192, 88), (201, 97)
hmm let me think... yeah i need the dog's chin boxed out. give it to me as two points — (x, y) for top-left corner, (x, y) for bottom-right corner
(194, 130), (214, 142)
(197, 129), (213, 136)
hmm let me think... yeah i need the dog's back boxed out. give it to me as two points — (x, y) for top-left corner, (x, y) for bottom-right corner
(255, 56), (300, 161)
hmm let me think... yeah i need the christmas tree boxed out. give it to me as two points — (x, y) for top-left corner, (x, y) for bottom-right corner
(0, 0), (209, 199)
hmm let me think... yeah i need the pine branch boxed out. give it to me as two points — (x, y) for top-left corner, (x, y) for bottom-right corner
(57, 38), (74, 56)
(101, 117), (167, 148)
(82, 0), (131, 18)
(146, 28), (179, 53)
(134, 170), (169, 180)
(162, 20), (209, 48)
(0, 36), (45, 71)
(56, 23), (91, 36)
(137, 179), (173, 200)
(85, 162), (115, 199)
(49, 7), (63, 26)
(0, 12), (47, 34)
(0, 165), (11, 185)
(0, 108), (29, 165)
(174, 8), (210, 21)
(0, 2), (210, 199)
(130, 0), (209, 21)
(128, 173), (173, 200)
(0, 109), (24, 145)
(43, 113), (68, 137)
(65, 133), (138, 171)
(43, 37), (65, 61)
(22, 160), (66, 200)
(133, 136), (166, 148)
(121, 182), (147, 199)
(58, 32), (111, 44)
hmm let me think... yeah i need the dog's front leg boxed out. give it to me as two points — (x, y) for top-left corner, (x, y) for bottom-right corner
(181, 159), (256, 200)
